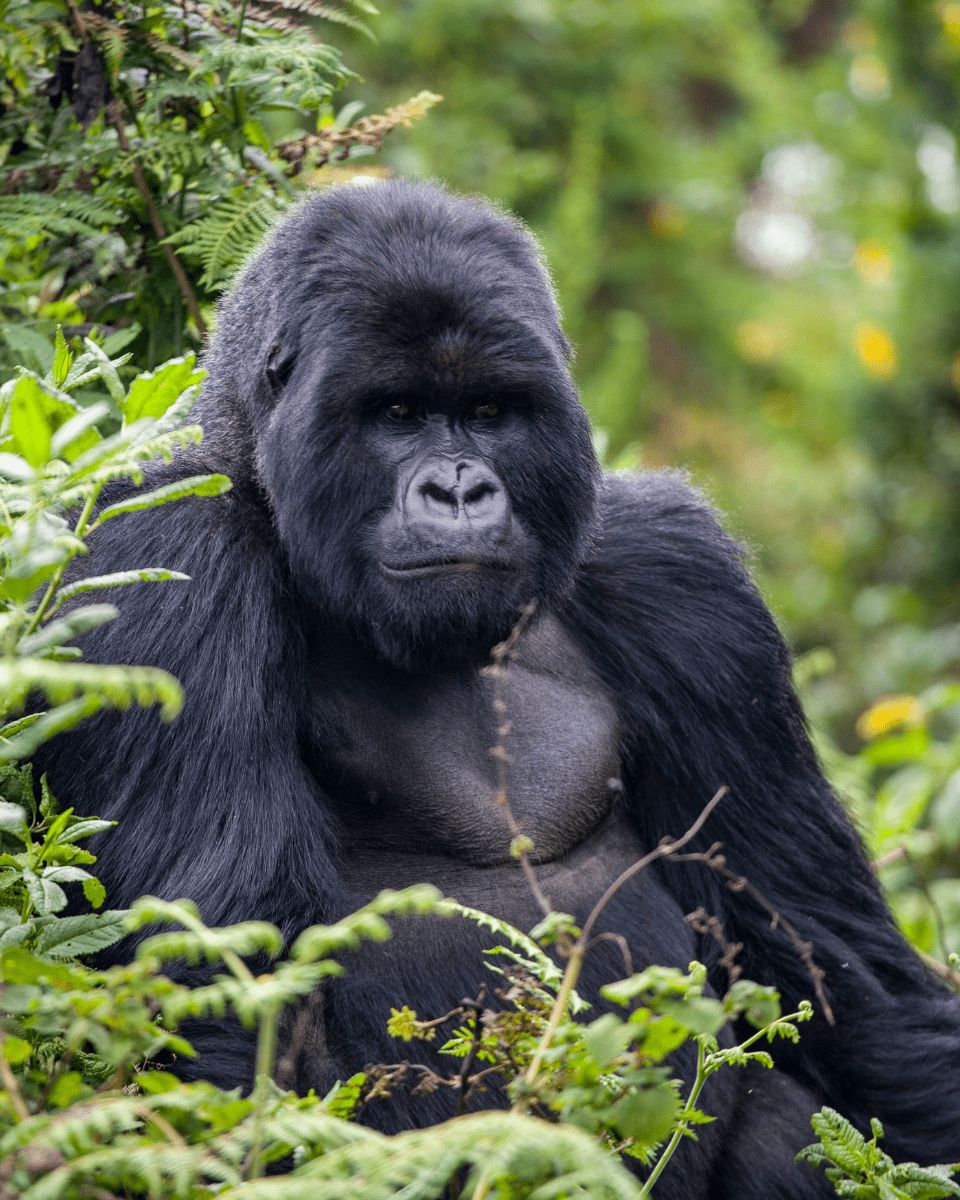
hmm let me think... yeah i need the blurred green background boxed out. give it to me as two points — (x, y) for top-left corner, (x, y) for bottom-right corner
(5, 0), (960, 965)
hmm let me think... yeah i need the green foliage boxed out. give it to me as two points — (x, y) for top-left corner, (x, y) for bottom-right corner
(0, 327), (231, 762)
(0, 0), (436, 368)
(0, 763), (125, 960)
(797, 1107), (960, 1199)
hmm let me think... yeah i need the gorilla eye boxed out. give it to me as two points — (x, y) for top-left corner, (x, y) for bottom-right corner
(386, 404), (412, 420)
(471, 404), (499, 419)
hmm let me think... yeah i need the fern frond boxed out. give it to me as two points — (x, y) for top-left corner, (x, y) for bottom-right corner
(0, 194), (121, 243)
(270, 0), (377, 37)
(276, 91), (442, 174)
(165, 191), (288, 289)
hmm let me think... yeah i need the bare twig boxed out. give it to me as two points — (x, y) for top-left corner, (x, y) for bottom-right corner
(483, 600), (554, 918)
(456, 989), (487, 1118)
(579, 786), (729, 945)
(872, 845), (908, 870)
(918, 948), (960, 989)
(671, 846), (835, 1025)
(510, 787), (729, 1117)
(132, 1104), (188, 1148)
(684, 907), (742, 991)
(581, 931), (633, 978)
(874, 843), (949, 962)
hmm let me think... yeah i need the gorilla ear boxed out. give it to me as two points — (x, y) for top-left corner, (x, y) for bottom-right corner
(266, 344), (297, 396)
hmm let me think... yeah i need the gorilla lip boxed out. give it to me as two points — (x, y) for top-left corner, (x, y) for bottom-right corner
(378, 557), (516, 579)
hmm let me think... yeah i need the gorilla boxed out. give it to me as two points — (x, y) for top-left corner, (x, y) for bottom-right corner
(35, 180), (960, 1197)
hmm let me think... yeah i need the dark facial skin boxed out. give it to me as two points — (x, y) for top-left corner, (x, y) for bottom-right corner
(370, 401), (529, 580)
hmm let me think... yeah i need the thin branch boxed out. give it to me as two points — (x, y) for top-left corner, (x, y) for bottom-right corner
(671, 846), (835, 1025)
(106, 101), (206, 338)
(872, 845), (907, 870)
(581, 930), (633, 978)
(579, 786), (729, 944)
(684, 906), (742, 991)
(483, 600), (554, 919)
(456, 989), (487, 1118)
(132, 1104), (187, 1148)
(874, 843), (949, 962)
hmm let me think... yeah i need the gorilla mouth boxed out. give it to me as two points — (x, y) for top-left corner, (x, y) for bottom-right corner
(378, 556), (517, 579)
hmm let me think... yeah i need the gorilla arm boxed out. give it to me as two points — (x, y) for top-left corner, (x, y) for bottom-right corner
(563, 470), (960, 1162)
(33, 462), (342, 942)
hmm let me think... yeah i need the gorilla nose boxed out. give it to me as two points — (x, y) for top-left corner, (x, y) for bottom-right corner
(407, 458), (509, 531)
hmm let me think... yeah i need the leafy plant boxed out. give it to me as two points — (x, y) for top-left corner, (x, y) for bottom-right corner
(0, 326), (231, 761)
(0, 0), (438, 365)
(797, 1107), (960, 1199)
(0, 761), (127, 962)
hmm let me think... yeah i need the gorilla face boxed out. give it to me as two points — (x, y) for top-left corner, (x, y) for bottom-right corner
(246, 184), (601, 670)
(260, 343), (598, 669)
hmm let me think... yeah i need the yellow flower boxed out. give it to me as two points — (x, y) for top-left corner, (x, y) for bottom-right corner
(855, 694), (924, 741)
(854, 323), (897, 380)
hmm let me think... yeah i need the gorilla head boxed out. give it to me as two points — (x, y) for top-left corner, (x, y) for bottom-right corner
(200, 182), (600, 668)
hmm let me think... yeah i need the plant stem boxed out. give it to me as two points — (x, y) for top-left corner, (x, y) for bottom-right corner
(247, 1000), (279, 1180)
(511, 949), (583, 1114)
(21, 491), (99, 641)
(638, 1040), (708, 1200)
(107, 103), (206, 338)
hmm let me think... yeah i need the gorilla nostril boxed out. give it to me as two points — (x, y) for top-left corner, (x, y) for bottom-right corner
(421, 481), (457, 511)
(464, 482), (496, 507)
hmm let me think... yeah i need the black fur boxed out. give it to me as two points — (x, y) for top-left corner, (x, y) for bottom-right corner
(35, 181), (960, 1197)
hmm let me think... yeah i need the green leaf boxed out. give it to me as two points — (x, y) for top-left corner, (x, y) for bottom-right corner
(81, 338), (127, 405)
(50, 327), (73, 388)
(35, 910), (129, 958)
(0, 713), (42, 743)
(0, 696), (103, 761)
(657, 995), (727, 1036)
(0, 659), (183, 723)
(50, 568), (191, 613)
(611, 1084), (680, 1144)
(1, 325), (54, 375)
(18, 603), (118, 657)
(23, 866), (67, 915)
(89, 473), (232, 528)
(39, 773), (58, 819)
(102, 322), (142, 356)
(58, 818), (115, 843)
(2, 1035), (32, 1064)
(122, 354), (206, 424)
(863, 726), (931, 766)
(641, 1015), (690, 1061)
(48, 1071), (86, 1107)
(9, 375), (53, 466)
(0, 945), (91, 988)
(326, 1072), (366, 1118)
(582, 1013), (636, 1069)
(49, 401), (108, 461)
(82, 878), (107, 909)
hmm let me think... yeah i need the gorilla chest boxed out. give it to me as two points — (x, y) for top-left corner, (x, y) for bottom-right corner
(312, 616), (621, 868)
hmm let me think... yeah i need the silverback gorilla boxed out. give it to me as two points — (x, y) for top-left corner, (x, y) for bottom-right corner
(35, 181), (960, 1196)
